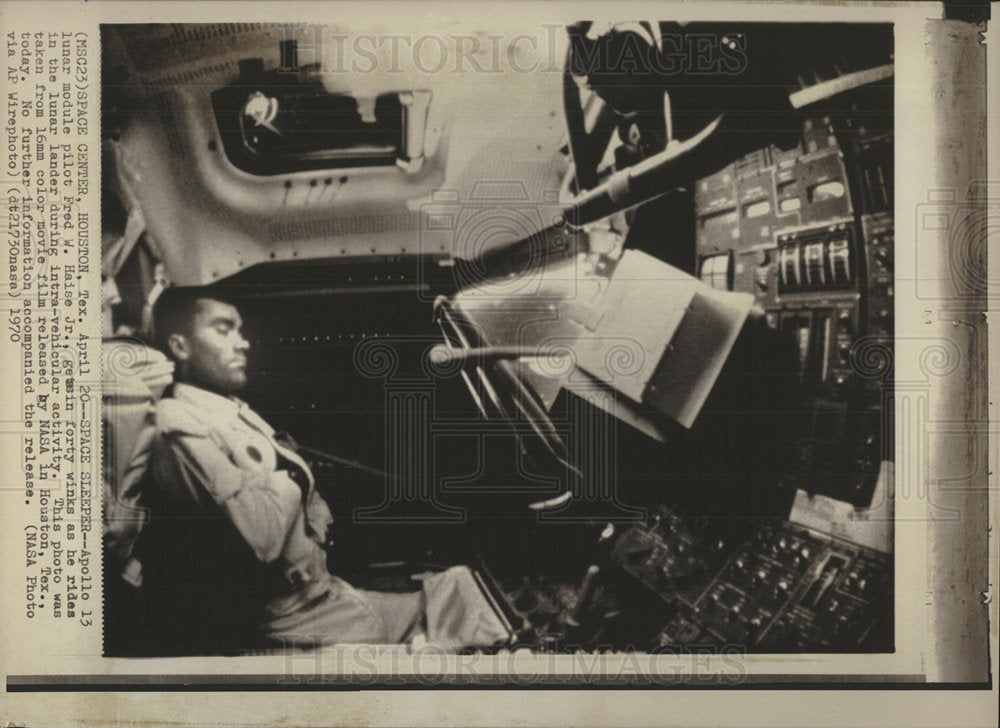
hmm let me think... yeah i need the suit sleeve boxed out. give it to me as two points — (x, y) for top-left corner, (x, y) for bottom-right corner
(164, 432), (303, 563)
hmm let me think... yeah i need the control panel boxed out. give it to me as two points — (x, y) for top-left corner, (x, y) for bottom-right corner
(610, 506), (735, 604)
(612, 507), (892, 653)
(472, 506), (892, 654)
(694, 110), (893, 506)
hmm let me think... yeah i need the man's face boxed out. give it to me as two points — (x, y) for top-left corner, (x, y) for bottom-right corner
(170, 298), (250, 395)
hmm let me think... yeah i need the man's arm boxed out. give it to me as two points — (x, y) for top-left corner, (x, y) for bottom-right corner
(164, 432), (303, 563)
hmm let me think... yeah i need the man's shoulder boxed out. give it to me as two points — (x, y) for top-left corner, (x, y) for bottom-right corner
(155, 396), (212, 438)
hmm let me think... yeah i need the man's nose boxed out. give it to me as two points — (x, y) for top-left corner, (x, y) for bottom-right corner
(235, 333), (250, 352)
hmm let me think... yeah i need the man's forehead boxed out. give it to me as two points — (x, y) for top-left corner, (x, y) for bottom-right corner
(193, 298), (242, 325)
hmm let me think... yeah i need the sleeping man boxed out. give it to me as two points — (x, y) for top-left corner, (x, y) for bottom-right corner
(134, 285), (505, 655)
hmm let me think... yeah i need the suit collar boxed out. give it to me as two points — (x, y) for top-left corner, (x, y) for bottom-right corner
(172, 382), (242, 418)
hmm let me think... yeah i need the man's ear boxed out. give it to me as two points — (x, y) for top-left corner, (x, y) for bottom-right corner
(167, 332), (190, 363)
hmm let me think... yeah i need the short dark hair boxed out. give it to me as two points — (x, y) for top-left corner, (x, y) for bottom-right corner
(152, 286), (237, 358)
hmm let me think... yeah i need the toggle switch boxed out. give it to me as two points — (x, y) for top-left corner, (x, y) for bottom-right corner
(565, 565), (601, 628)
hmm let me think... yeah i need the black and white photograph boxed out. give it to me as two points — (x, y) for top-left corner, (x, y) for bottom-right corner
(0, 0), (995, 725)
(97, 18), (902, 664)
